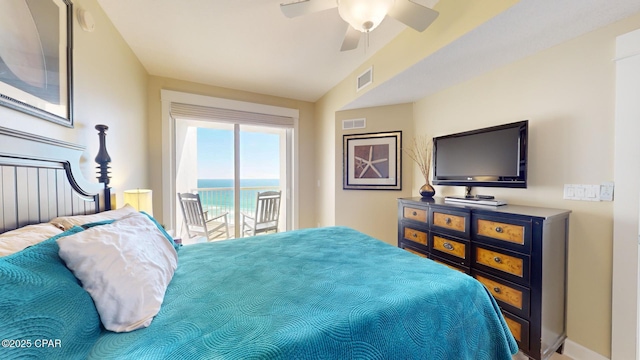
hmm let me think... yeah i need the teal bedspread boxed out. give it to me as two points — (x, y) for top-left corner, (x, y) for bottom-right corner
(89, 226), (517, 359)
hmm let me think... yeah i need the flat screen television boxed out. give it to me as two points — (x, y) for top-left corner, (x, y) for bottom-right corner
(432, 120), (528, 188)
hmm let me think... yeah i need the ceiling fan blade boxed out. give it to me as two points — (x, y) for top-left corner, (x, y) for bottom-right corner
(340, 25), (361, 52)
(280, 0), (338, 18)
(387, 0), (439, 32)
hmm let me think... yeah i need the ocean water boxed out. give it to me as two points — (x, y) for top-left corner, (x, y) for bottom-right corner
(198, 179), (280, 188)
(196, 179), (280, 218)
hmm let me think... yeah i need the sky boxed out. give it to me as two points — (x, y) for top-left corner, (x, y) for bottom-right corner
(197, 128), (280, 179)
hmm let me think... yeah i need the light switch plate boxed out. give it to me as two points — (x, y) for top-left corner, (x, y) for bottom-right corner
(564, 184), (601, 201)
(564, 184), (579, 200)
(584, 184), (600, 201)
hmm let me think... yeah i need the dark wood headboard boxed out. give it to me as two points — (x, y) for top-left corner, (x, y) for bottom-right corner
(0, 126), (109, 233)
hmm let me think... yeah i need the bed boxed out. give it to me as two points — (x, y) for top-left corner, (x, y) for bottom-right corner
(0, 126), (517, 359)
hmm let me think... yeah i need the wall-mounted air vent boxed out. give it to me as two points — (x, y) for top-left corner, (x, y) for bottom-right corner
(356, 67), (373, 92)
(342, 118), (366, 130)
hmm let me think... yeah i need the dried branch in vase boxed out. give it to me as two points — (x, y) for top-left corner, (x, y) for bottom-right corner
(404, 135), (433, 183)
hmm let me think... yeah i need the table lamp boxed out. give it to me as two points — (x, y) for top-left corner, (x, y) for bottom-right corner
(123, 189), (153, 215)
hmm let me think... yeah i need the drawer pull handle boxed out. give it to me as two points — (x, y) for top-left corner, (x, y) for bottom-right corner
(412, 233), (418, 238)
(493, 287), (501, 294)
(412, 211), (418, 216)
(445, 217), (452, 225)
(494, 256), (502, 264)
(495, 226), (503, 233)
(443, 242), (454, 251)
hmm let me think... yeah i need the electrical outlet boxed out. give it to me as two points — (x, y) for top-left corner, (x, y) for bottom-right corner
(600, 182), (614, 201)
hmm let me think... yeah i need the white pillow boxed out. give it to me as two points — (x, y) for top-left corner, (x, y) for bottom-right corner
(57, 212), (178, 332)
(49, 204), (137, 231)
(0, 223), (63, 256)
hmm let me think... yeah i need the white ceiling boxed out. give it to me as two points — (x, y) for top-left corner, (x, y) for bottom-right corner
(97, 0), (640, 108)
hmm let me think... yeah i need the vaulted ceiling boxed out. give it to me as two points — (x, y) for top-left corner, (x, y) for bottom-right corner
(98, 0), (640, 108)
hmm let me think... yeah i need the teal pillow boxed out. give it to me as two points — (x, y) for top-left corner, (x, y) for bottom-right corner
(140, 211), (180, 251)
(0, 227), (101, 359)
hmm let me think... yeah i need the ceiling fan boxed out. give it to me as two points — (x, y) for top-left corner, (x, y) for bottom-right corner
(280, 0), (439, 51)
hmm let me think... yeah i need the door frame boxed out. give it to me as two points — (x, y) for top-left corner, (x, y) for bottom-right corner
(160, 90), (299, 234)
(612, 28), (640, 360)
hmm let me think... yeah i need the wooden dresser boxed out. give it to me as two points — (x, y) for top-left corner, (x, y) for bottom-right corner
(397, 197), (570, 360)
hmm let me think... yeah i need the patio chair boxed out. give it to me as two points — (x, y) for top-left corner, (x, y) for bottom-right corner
(178, 192), (229, 241)
(241, 190), (282, 237)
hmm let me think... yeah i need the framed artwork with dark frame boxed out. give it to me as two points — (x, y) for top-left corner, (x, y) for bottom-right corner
(343, 131), (402, 190)
(0, 0), (74, 127)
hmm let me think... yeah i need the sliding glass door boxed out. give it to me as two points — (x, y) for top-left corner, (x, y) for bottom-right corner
(239, 125), (288, 236)
(175, 119), (291, 240)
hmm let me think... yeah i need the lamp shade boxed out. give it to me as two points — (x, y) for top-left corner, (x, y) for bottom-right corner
(338, 0), (395, 32)
(123, 189), (153, 215)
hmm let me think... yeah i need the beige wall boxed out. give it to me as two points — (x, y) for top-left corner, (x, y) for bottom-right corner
(413, 13), (640, 358)
(146, 76), (316, 228)
(335, 104), (414, 245)
(0, 0), (148, 208)
(314, 88), (345, 228)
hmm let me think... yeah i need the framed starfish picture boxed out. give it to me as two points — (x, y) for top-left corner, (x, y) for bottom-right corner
(343, 131), (401, 190)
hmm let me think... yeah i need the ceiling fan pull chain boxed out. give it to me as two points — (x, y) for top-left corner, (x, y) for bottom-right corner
(365, 31), (369, 53)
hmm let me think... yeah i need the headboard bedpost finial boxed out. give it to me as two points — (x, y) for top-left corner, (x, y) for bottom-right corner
(95, 124), (112, 210)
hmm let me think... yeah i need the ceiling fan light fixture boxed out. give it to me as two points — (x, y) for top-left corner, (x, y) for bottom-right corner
(338, 0), (395, 33)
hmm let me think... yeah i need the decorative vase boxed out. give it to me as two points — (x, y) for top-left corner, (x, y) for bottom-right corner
(419, 183), (436, 198)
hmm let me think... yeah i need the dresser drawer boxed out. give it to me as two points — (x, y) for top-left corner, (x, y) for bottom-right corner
(430, 207), (470, 237)
(502, 310), (530, 352)
(476, 247), (523, 277)
(474, 271), (530, 318)
(473, 214), (532, 253)
(477, 219), (524, 244)
(403, 206), (428, 223)
(431, 233), (469, 266)
(403, 226), (428, 246)
(473, 244), (530, 285)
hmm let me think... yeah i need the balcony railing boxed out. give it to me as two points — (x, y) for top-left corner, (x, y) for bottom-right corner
(192, 186), (280, 225)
